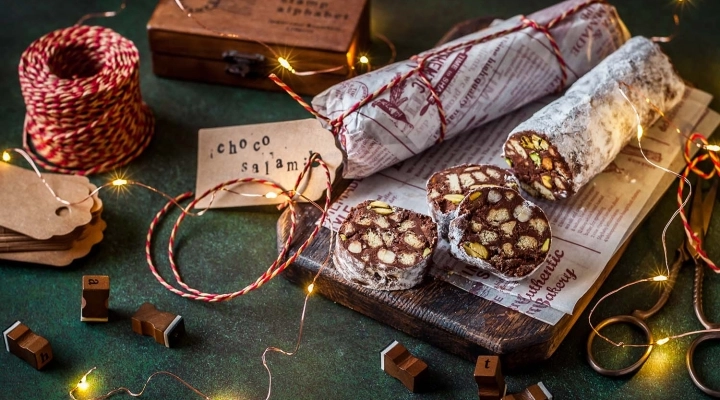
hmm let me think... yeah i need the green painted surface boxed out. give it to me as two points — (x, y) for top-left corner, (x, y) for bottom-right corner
(1, 1), (719, 399)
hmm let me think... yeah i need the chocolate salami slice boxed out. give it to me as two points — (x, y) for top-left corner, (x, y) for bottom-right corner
(334, 200), (438, 290)
(426, 164), (518, 239)
(503, 36), (685, 200)
(448, 186), (551, 280)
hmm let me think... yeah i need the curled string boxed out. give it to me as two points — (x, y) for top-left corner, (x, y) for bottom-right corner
(272, 0), (606, 145)
(145, 152), (333, 301)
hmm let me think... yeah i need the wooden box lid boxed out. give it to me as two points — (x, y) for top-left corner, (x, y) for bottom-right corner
(148, 0), (369, 73)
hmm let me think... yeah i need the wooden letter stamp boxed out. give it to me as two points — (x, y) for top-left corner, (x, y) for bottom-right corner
(503, 383), (553, 400)
(131, 303), (185, 348)
(380, 340), (428, 392)
(475, 355), (505, 400)
(3, 321), (53, 370)
(81, 275), (109, 322)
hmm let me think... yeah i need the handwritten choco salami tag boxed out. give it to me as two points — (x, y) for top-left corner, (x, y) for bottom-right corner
(195, 119), (343, 209)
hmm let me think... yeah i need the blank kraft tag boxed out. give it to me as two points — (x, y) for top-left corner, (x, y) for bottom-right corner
(0, 163), (94, 239)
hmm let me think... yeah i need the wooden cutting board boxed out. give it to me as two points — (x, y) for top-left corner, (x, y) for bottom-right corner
(277, 203), (628, 370)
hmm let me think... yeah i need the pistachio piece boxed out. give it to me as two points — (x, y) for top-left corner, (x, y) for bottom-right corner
(541, 238), (550, 252)
(443, 194), (466, 204)
(339, 234), (347, 241)
(531, 134), (543, 149)
(469, 191), (482, 201)
(520, 136), (535, 149)
(422, 248), (432, 258)
(368, 200), (394, 215)
(529, 152), (541, 167)
(538, 138), (549, 150)
(505, 158), (513, 167)
(368, 200), (389, 208)
(463, 242), (489, 259)
(541, 175), (553, 189)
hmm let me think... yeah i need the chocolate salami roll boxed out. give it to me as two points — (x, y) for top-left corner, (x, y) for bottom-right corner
(426, 164), (518, 240)
(334, 200), (438, 290)
(313, 0), (630, 179)
(448, 186), (551, 280)
(503, 36), (685, 200)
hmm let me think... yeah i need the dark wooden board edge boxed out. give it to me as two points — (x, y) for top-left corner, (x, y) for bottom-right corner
(277, 204), (627, 369)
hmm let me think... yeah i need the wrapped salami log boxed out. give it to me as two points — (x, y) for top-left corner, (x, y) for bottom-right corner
(503, 36), (686, 200)
(312, 0), (630, 179)
(426, 164), (518, 240)
(334, 200), (437, 290)
(448, 186), (551, 281)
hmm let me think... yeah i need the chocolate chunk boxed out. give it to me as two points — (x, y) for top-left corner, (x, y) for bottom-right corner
(448, 186), (551, 280)
(334, 200), (438, 290)
(426, 164), (518, 239)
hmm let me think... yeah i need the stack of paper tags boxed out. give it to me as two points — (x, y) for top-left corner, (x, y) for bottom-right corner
(0, 163), (106, 266)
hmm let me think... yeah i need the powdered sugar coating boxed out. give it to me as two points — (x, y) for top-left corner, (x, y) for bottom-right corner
(504, 36), (685, 200)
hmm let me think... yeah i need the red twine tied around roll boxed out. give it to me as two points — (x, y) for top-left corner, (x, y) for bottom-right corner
(271, 0), (604, 145)
(18, 25), (154, 175)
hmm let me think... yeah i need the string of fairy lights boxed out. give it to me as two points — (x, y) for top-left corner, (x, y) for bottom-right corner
(587, 83), (720, 349)
(2, 147), (337, 400)
(1, 0), (717, 398)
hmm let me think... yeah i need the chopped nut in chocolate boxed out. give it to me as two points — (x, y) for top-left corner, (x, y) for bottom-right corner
(426, 164), (518, 240)
(448, 186), (551, 280)
(333, 200), (438, 290)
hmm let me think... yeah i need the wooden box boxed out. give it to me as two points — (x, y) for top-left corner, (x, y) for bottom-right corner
(147, 0), (370, 95)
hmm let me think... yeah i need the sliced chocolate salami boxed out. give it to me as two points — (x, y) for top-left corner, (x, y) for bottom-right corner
(503, 36), (685, 200)
(448, 186), (551, 280)
(334, 200), (438, 290)
(426, 164), (518, 239)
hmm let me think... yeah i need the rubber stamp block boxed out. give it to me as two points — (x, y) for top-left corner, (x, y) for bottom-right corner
(3, 321), (53, 370)
(380, 340), (427, 392)
(81, 275), (109, 322)
(475, 355), (505, 400)
(131, 303), (185, 348)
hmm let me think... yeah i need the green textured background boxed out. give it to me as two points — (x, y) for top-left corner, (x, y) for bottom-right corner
(1, 1), (720, 399)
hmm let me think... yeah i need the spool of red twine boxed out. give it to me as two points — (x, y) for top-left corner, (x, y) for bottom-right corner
(18, 25), (153, 175)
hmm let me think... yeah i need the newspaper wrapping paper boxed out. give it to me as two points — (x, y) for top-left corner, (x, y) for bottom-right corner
(312, 0), (630, 179)
(325, 87), (719, 325)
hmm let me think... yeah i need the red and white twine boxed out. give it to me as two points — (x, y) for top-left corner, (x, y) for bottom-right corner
(271, 0), (605, 145)
(18, 25), (153, 175)
(145, 153), (332, 301)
